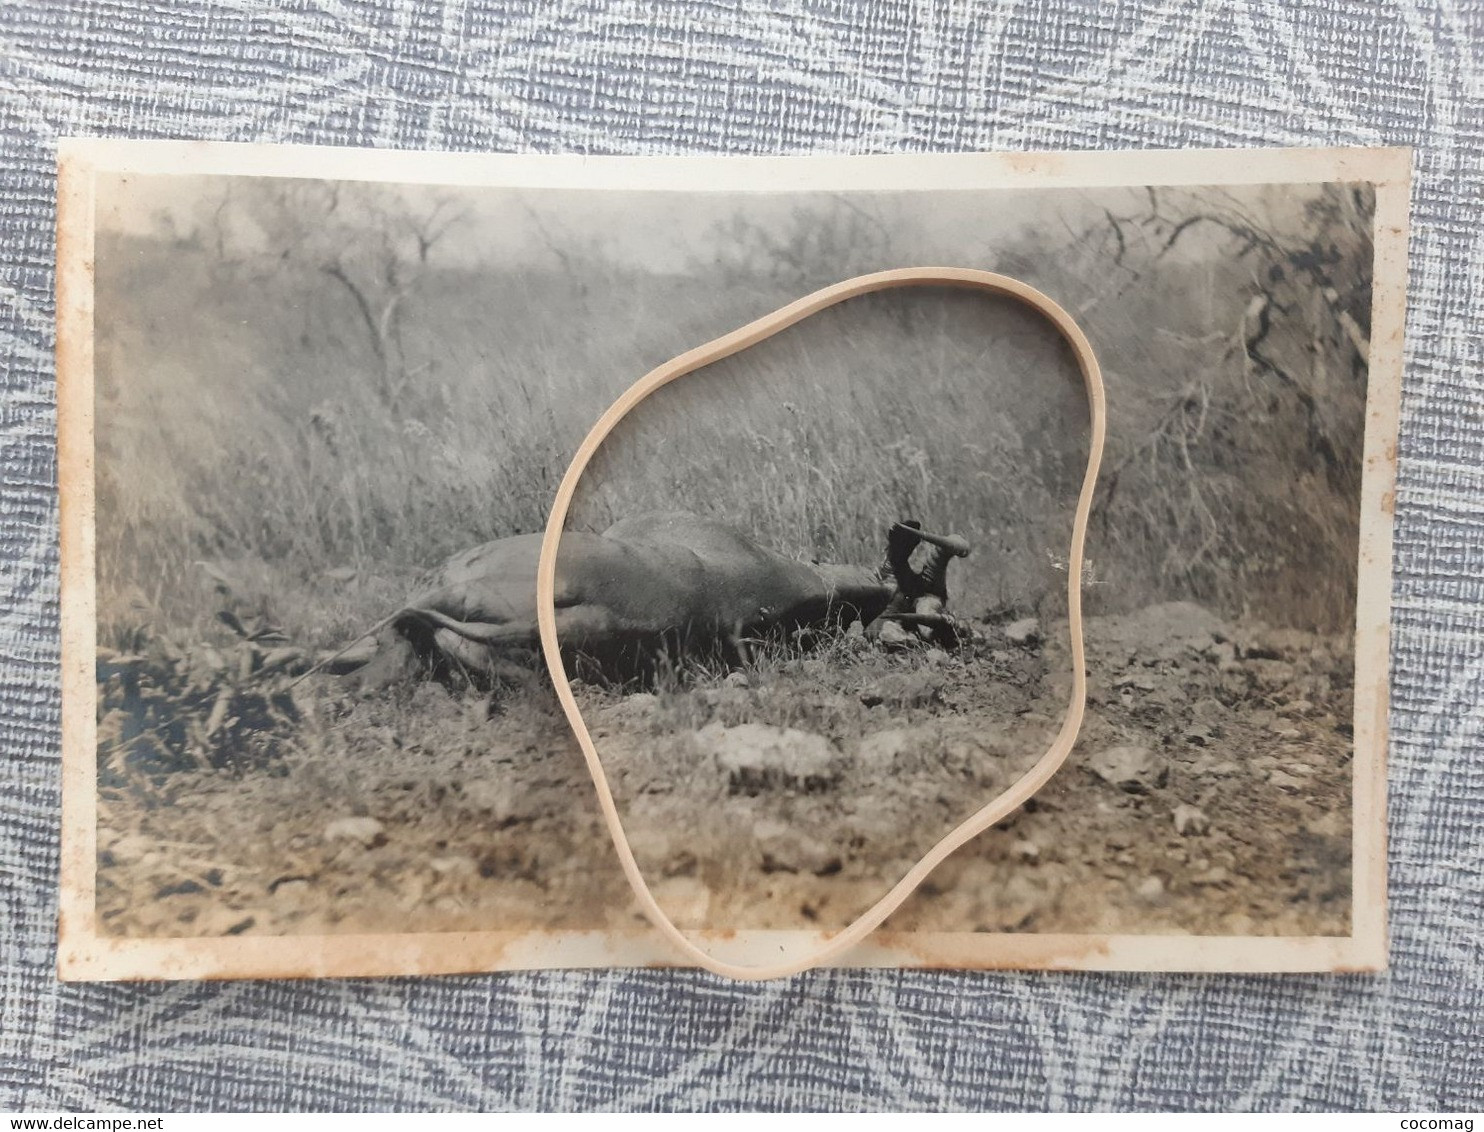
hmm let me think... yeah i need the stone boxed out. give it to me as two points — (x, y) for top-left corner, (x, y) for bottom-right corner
(1173, 804), (1210, 837)
(650, 876), (713, 926)
(1267, 769), (1307, 792)
(1086, 745), (1165, 793)
(323, 817), (386, 849)
(858, 671), (944, 710)
(876, 619), (916, 650)
(429, 856), (476, 877)
(1191, 697), (1228, 722)
(723, 671), (751, 689)
(695, 723), (834, 791)
(268, 878), (315, 913)
(1207, 640), (1238, 666)
(1135, 876), (1165, 901)
(980, 873), (1048, 930)
(754, 818), (842, 876)
(105, 834), (154, 866)
(1011, 839), (1040, 864)
(1115, 673), (1158, 692)
(1003, 617), (1041, 646)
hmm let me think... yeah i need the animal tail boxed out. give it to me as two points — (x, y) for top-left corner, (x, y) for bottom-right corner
(285, 609), (406, 691)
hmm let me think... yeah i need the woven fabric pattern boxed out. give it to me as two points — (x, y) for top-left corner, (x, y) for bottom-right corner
(3, 0), (1481, 1112)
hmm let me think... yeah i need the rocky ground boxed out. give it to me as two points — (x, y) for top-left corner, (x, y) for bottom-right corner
(95, 601), (1353, 940)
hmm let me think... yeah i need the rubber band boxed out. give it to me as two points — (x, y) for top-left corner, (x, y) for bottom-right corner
(537, 268), (1107, 980)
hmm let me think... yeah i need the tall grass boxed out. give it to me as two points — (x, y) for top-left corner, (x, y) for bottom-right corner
(93, 179), (1371, 651)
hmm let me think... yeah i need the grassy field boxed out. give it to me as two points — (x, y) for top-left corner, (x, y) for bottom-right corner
(95, 178), (1372, 657)
(88, 177), (1372, 945)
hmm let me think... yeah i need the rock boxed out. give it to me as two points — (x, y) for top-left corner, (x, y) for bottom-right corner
(1278, 699), (1313, 717)
(754, 818), (842, 876)
(1267, 769), (1307, 792)
(595, 692), (662, 731)
(625, 829), (697, 878)
(694, 723), (835, 791)
(1003, 617), (1041, 647)
(1011, 839), (1040, 864)
(650, 876), (713, 925)
(323, 817), (386, 849)
(428, 856), (476, 877)
(723, 672), (750, 689)
(1191, 866), (1230, 886)
(876, 619), (916, 650)
(1086, 745), (1166, 793)
(1134, 876), (1165, 901)
(1173, 804), (1209, 837)
(980, 873), (1048, 930)
(1184, 725), (1217, 747)
(857, 671), (944, 710)
(924, 648), (950, 668)
(946, 738), (1003, 791)
(1207, 640), (1238, 666)
(1304, 811), (1346, 839)
(268, 878), (315, 913)
(1191, 697), (1227, 722)
(1222, 913), (1256, 935)
(105, 834), (154, 866)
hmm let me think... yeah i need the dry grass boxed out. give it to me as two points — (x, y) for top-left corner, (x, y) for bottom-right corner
(94, 180), (1371, 661)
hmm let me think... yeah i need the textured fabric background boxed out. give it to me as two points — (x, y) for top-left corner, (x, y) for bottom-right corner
(3, 0), (1481, 1113)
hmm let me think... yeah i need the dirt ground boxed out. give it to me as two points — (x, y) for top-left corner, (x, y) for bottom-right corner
(95, 601), (1353, 940)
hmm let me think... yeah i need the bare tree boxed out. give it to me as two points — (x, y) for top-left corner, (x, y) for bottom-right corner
(200, 179), (469, 411)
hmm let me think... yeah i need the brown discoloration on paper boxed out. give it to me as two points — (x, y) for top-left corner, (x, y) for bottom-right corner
(56, 141), (1405, 982)
(56, 141), (101, 982)
(1002, 151), (1068, 179)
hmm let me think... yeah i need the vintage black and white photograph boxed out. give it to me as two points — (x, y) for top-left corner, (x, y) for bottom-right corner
(58, 144), (1403, 979)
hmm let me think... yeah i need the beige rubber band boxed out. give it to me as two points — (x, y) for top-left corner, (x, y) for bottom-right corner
(537, 267), (1107, 980)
